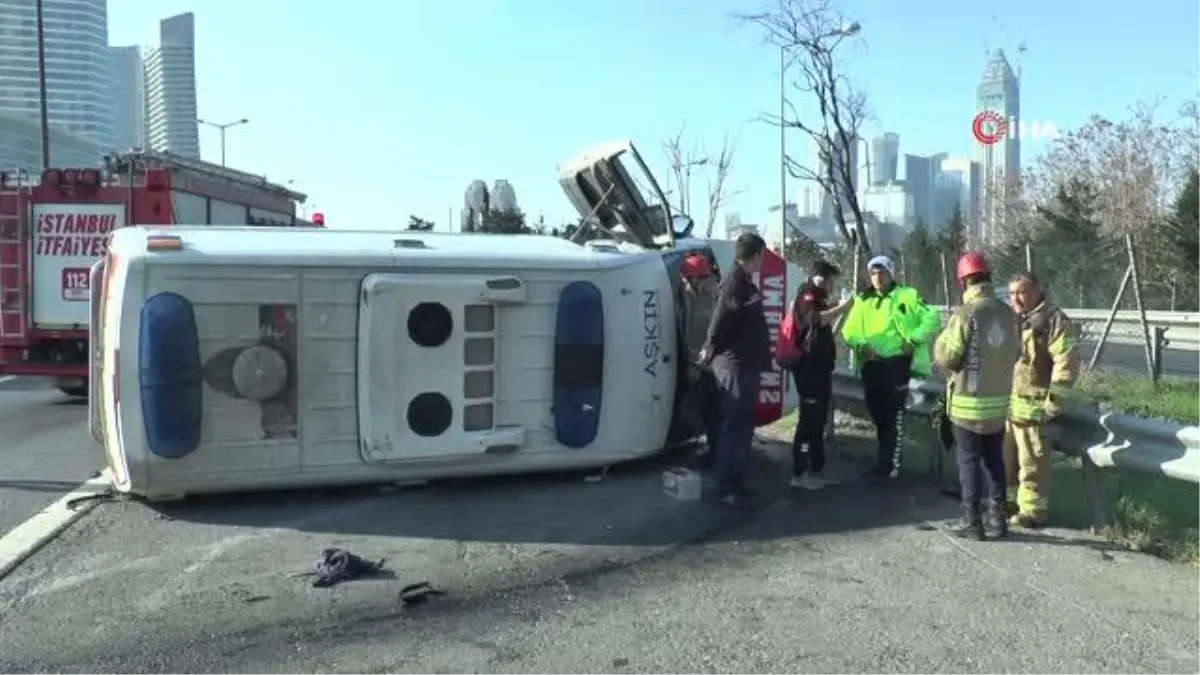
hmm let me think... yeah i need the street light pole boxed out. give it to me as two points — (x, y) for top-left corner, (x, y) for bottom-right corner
(35, 0), (50, 171)
(780, 44), (788, 250)
(197, 117), (250, 166)
(777, 21), (863, 252)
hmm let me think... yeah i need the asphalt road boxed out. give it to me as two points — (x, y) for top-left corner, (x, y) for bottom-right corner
(0, 417), (1195, 673)
(1083, 342), (1198, 380)
(0, 376), (103, 539)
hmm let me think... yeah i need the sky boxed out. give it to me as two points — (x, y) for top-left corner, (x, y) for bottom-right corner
(110, 0), (1200, 233)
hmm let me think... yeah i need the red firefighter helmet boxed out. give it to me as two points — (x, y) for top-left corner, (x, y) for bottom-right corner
(955, 251), (990, 282)
(312, 212), (325, 227)
(680, 253), (713, 279)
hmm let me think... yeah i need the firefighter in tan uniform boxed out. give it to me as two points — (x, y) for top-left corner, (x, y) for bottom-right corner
(1005, 272), (1080, 528)
(934, 252), (1020, 541)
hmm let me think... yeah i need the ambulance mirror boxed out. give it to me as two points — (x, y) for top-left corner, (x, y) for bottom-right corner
(671, 214), (695, 239)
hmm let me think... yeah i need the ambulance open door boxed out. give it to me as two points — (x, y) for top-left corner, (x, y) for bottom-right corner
(356, 272), (529, 463)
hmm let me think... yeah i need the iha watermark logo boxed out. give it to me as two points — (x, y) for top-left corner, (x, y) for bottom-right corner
(972, 111), (1058, 145)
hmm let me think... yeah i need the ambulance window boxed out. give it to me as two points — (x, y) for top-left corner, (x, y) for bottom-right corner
(408, 391), (452, 437)
(463, 305), (495, 332)
(407, 302), (453, 347)
(463, 338), (494, 366)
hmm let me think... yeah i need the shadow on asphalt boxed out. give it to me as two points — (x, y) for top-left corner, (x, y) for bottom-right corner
(139, 432), (1119, 555)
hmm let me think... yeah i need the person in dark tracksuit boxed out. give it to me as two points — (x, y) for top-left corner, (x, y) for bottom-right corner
(934, 252), (1020, 540)
(700, 233), (771, 507)
(786, 261), (854, 490)
(840, 255), (939, 483)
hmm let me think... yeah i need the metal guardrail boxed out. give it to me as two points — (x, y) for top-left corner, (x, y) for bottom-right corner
(931, 307), (1200, 328)
(932, 307), (1200, 356)
(829, 370), (1200, 531)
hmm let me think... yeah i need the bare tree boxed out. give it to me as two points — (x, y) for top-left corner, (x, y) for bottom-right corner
(1024, 100), (1197, 303)
(703, 134), (737, 237)
(662, 128), (742, 237)
(662, 127), (705, 216)
(738, 0), (870, 252)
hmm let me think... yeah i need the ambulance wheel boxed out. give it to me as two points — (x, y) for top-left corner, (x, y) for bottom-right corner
(57, 381), (88, 398)
(231, 345), (289, 401)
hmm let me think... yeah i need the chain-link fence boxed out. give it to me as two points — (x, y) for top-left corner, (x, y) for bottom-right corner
(786, 234), (1196, 312)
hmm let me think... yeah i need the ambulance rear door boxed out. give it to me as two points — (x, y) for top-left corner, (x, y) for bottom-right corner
(30, 202), (124, 328)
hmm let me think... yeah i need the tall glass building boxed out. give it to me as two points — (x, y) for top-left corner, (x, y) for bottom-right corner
(144, 13), (199, 158)
(0, 0), (114, 150)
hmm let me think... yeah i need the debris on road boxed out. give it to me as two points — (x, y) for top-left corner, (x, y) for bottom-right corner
(398, 581), (445, 608)
(662, 467), (702, 501)
(308, 548), (388, 588)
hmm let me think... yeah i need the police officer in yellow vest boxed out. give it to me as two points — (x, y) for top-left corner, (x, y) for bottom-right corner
(934, 252), (1020, 540)
(1005, 272), (1079, 528)
(841, 255), (939, 482)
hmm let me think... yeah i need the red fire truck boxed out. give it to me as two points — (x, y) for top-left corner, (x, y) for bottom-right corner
(0, 149), (309, 396)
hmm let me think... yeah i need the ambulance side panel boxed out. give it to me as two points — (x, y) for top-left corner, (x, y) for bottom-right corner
(101, 230), (678, 499)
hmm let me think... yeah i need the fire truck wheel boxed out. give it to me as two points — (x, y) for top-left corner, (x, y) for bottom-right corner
(231, 345), (289, 402)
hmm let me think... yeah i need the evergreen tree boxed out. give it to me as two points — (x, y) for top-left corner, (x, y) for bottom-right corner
(1163, 167), (1199, 309)
(1032, 181), (1108, 307)
(900, 218), (939, 300)
(782, 231), (825, 268)
(938, 203), (966, 261)
(478, 211), (533, 234)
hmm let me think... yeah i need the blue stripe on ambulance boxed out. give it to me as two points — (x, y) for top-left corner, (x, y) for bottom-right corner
(552, 281), (604, 449)
(139, 291), (203, 459)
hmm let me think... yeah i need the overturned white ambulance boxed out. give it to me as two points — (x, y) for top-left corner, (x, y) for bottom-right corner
(91, 141), (803, 500)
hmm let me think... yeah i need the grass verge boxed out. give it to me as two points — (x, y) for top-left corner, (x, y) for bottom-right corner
(1074, 370), (1199, 424)
(768, 407), (1199, 564)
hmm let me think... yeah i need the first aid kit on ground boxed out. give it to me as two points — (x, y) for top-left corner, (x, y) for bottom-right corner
(662, 467), (702, 501)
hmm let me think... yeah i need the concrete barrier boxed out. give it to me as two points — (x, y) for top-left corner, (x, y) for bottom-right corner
(829, 370), (1200, 531)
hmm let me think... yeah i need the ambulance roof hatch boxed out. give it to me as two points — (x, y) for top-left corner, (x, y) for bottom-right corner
(557, 140), (694, 250)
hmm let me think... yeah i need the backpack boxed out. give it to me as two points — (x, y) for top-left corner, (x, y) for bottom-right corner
(775, 297), (805, 368)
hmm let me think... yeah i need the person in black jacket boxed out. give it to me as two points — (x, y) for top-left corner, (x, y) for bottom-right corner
(786, 261), (854, 490)
(700, 233), (771, 507)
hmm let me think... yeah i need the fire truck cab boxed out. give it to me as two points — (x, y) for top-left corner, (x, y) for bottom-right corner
(0, 149), (308, 396)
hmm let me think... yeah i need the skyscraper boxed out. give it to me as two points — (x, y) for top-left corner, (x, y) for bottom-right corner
(810, 133), (860, 218)
(0, 0), (114, 149)
(975, 48), (1020, 244)
(868, 133), (900, 186)
(144, 13), (200, 158)
(904, 152), (948, 229)
(109, 46), (144, 150)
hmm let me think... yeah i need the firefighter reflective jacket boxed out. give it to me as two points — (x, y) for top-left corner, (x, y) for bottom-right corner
(1010, 300), (1079, 422)
(841, 283), (939, 376)
(933, 282), (1021, 434)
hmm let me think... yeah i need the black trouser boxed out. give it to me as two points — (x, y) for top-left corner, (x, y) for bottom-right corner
(951, 424), (1007, 515)
(860, 356), (911, 475)
(712, 363), (760, 496)
(698, 369), (723, 451)
(790, 368), (831, 475)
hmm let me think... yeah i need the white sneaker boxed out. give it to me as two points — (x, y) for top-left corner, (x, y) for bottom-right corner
(790, 473), (826, 491)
